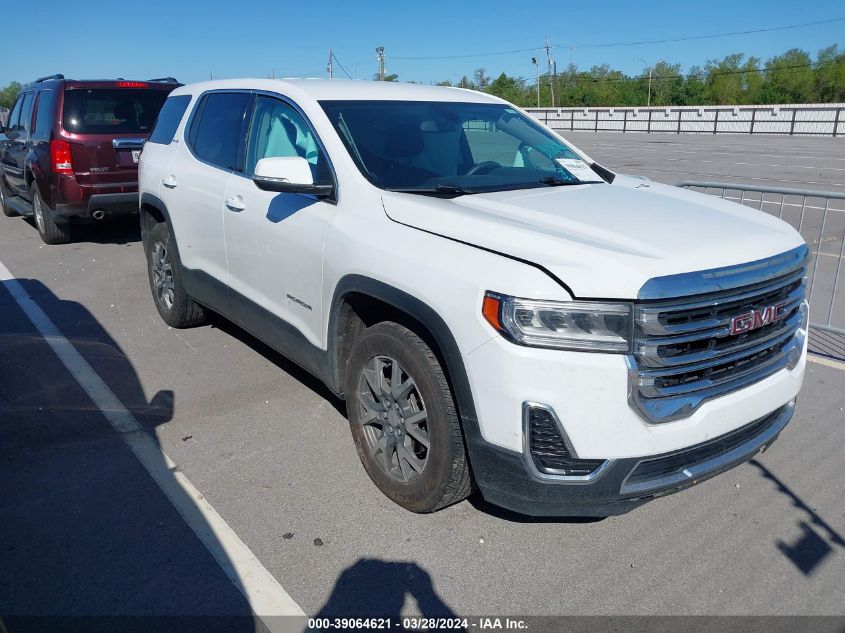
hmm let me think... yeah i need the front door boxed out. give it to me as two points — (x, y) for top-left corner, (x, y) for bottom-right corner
(223, 94), (337, 347)
(3, 92), (34, 196)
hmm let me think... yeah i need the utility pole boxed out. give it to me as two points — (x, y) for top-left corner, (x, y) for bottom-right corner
(544, 37), (555, 108)
(376, 46), (386, 81)
(327, 49), (333, 78)
(635, 58), (653, 107)
(531, 57), (540, 107)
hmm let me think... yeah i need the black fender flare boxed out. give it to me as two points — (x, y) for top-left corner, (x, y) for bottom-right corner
(327, 275), (478, 426)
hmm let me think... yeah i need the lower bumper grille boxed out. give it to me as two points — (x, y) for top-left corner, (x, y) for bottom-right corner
(621, 402), (793, 496)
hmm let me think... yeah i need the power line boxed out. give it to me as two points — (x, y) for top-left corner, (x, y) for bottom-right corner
(577, 16), (845, 48)
(390, 16), (845, 61)
(331, 52), (353, 79)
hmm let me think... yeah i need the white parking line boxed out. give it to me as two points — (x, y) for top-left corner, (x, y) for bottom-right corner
(808, 353), (845, 372)
(0, 259), (305, 624)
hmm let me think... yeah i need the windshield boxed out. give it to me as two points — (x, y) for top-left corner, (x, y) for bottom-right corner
(319, 100), (603, 194)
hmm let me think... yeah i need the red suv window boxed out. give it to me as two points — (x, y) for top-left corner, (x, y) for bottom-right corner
(62, 88), (169, 134)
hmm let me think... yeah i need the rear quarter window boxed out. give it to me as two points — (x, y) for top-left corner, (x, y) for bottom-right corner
(148, 95), (191, 144)
(189, 92), (252, 171)
(62, 88), (169, 134)
(32, 90), (56, 139)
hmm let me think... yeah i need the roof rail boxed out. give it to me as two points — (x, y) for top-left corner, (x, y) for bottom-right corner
(34, 74), (65, 83)
(147, 77), (179, 83)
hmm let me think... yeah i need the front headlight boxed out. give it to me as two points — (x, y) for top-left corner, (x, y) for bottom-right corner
(482, 292), (633, 353)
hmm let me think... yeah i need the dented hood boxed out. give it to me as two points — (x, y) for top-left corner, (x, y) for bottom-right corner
(381, 175), (804, 299)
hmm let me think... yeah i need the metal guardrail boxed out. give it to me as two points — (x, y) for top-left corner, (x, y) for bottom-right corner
(528, 104), (845, 136)
(676, 181), (845, 337)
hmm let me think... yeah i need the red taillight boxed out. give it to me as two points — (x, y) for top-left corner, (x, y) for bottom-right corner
(51, 140), (74, 174)
(117, 81), (147, 88)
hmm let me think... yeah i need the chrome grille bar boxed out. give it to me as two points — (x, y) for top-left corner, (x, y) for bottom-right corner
(630, 246), (808, 424)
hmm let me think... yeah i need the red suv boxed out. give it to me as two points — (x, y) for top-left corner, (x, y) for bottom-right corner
(0, 74), (179, 244)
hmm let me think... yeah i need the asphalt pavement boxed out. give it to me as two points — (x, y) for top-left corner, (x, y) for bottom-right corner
(1, 134), (844, 624)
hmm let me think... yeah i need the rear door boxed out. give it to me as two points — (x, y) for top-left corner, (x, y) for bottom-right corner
(60, 84), (172, 189)
(161, 90), (252, 288)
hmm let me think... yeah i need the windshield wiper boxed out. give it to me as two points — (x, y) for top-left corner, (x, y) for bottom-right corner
(539, 176), (579, 187)
(385, 184), (477, 195)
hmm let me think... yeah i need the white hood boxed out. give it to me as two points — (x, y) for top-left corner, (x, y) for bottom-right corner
(381, 175), (804, 299)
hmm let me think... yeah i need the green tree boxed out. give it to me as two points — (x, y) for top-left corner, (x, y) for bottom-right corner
(705, 54), (745, 104)
(649, 61), (683, 106)
(0, 81), (21, 110)
(815, 45), (845, 102)
(762, 48), (815, 103)
(487, 72), (525, 104)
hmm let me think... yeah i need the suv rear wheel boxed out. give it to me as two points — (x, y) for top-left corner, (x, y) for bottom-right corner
(345, 322), (473, 513)
(31, 184), (71, 244)
(146, 221), (205, 328)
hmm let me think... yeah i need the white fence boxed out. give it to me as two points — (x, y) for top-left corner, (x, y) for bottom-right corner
(526, 103), (845, 137)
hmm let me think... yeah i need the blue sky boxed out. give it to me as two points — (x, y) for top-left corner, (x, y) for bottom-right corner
(3, 0), (843, 86)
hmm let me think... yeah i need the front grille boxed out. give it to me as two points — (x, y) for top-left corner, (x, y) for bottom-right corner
(624, 404), (786, 490)
(526, 406), (605, 476)
(632, 250), (807, 423)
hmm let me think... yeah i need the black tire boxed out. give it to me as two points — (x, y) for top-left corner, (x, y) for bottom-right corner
(0, 176), (16, 217)
(345, 322), (474, 513)
(31, 183), (71, 244)
(145, 221), (205, 328)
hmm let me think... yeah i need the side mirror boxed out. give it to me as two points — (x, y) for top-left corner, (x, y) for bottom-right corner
(253, 156), (333, 197)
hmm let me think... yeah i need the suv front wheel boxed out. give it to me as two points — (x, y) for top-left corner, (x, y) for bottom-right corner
(0, 177), (16, 217)
(345, 322), (474, 513)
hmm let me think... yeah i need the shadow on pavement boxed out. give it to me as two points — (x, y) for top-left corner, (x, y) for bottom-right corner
(21, 215), (142, 246)
(750, 459), (845, 576)
(312, 558), (458, 630)
(0, 279), (260, 632)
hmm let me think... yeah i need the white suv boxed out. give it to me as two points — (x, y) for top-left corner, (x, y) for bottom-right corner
(138, 79), (807, 516)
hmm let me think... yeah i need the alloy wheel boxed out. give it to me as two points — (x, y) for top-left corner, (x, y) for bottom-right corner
(33, 194), (45, 234)
(151, 241), (175, 310)
(356, 355), (430, 482)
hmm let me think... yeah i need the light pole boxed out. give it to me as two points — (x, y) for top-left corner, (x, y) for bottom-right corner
(635, 58), (652, 107)
(531, 57), (540, 107)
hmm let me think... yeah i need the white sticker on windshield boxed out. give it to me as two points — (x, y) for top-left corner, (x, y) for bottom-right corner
(555, 158), (598, 182)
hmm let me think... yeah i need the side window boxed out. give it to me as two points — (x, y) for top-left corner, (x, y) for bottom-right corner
(245, 96), (328, 181)
(32, 90), (55, 139)
(148, 95), (191, 145)
(189, 92), (252, 171)
(6, 96), (24, 133)
(20, 93), (35, 136)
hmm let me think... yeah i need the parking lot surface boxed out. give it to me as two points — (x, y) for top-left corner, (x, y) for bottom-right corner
(1, 134), (844, 621)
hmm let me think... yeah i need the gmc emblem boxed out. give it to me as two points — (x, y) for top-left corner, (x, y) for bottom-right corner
(729, 300), (790, 335)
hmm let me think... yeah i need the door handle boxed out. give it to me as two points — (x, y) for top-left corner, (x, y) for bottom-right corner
(162, 175), (178, 189)
(225, 195), (246, 212)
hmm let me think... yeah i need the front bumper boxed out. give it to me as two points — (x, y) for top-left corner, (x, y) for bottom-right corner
(467, 401), (794, 517)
